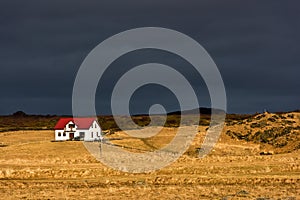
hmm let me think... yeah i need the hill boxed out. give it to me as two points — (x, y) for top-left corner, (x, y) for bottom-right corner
(224, 111), (300, 154)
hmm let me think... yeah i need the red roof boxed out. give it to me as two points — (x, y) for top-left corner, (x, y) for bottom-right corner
(54, 117), (97, 130)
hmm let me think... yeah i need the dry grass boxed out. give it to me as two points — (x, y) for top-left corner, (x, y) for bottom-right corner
(0, 121), (299, 199)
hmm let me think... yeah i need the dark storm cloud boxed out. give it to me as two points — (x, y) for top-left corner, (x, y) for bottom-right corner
(0, 0), (299, 115)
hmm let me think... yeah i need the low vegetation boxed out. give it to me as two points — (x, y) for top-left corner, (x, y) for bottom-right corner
(225, 111), (300, 154)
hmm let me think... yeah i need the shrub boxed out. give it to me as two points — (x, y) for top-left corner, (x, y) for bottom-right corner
(250, 121), (268, 128)
(246, 118), (253, 123)
(255, 114), (265, 120)
(260, 129), (274, 143)
(287, 114), (294, 118)
(267, 117), (276, 122)
(282, 120), (295, 125)
(279, 114), (286, 119)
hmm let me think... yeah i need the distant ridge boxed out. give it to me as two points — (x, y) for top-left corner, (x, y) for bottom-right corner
(167, 107), (226, 115)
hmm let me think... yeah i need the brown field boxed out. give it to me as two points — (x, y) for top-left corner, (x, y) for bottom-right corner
(0, 112), (299, 199)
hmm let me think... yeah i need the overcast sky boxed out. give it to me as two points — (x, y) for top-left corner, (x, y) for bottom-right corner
(0, 0), (299, 115)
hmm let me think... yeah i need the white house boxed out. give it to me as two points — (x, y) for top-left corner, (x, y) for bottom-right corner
(54, 117), (102, 141)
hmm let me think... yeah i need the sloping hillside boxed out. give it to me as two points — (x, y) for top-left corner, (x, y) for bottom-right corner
(225, 111), (300, 153)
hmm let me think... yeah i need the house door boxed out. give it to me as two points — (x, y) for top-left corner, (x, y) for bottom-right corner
(69, 132), (74, 140)
(79, 132), (85, 140)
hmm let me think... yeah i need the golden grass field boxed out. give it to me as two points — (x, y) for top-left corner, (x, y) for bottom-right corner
(0, 112), (299, 199)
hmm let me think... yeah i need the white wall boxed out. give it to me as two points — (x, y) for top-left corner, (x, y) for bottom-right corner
(85, 120), (102, 141)
(55, 130), (69, 141)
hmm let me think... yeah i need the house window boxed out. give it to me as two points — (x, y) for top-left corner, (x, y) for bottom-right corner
(69, 124), (75, 129)
(58, 132), (61, 137)
(91, 132), (93, 138)
(94, 123), (97, 128)
(63, 133), (66, 136)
